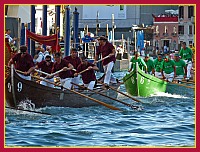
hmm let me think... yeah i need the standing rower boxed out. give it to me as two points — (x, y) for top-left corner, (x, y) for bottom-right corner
(179, 42), (194, 80)
(94, 36), (117, 86)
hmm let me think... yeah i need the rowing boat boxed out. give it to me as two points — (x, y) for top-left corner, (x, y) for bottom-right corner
(5, 65), (120, 108)
(123, 63), (167, 97)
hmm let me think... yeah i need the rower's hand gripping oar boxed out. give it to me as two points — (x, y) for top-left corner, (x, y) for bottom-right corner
(93, 55), (110, 64)
(50, 68), (76, 77)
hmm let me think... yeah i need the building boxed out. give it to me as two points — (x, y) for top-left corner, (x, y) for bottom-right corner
(178, 5), (195, 49)
(72, 5), (178, 40)
(152, 12), (179, 52)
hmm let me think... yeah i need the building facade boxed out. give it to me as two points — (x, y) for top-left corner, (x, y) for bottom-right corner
(153, 14), (178, 52)
(178, 5), (195, 49)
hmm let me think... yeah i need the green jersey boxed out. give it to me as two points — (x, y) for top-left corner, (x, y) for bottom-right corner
(145, 59), (155, 73)
(153, 58), (163, 72)
(174, 59), (186, 75)
(179, 47), (193, 61)
(160, 59), (175, 74)
(130, 57), (147, 71)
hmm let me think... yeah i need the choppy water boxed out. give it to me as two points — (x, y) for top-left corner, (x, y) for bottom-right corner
(5, 72), (195, 147)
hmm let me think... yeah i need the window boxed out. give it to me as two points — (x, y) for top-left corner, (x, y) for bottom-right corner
(178, 25), (184, 34)
(120, 5), (124, 11)
(188, 6), (194, 18)
(189, 25), (193, 35)
(179, 6), (184, 19)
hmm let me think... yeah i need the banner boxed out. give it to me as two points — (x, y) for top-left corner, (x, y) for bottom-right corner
(26, 30), (60, 52)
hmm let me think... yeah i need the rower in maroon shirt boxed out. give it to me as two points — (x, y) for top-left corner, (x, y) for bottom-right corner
(8, 45), (34, 80)
(94, 36), (117, 86)
(64, 48), (81, 90)
(35, 55), (54, 88)
(74, 56), (99, 90)
(51, 52), (74, 90)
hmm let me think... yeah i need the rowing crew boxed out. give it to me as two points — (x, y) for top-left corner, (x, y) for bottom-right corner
(8, 36), (117, 90)
(128, 42), (194, 83)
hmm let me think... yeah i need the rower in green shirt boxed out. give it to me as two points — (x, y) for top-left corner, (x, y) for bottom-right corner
(144, 54), (155, 75)
(153, 54), (163, 78)
(161, 55), (176, 82)
(128, 51), (147, 72)
(179, 42), (194, 80)
(173, 53), (187, 82)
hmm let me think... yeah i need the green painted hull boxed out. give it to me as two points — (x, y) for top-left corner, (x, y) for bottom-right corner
(123, 64), (167, 97)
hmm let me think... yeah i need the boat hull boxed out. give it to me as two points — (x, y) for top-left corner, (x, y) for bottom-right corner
(5, 67), (120, 108)
(123, 64), (167, 97)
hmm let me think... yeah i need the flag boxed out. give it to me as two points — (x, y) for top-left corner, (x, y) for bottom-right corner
(26, 30), (60, 52)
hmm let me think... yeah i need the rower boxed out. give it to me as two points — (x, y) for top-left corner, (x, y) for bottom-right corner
(153, 54), (163, 78)
(35, 55), (54, 88)
(94, 36), (117, 87)
(8, 45), (34, 80)
(173, 53), (187, 83)
(74, 56), (99, 90)
(51, 52), (74, 90)
(64, 48), (81, 90)
(144, 54), (155, 75)
(160, 54), (176, 82)
(128, 51), (147, 73)
(179, 42), (194, 81)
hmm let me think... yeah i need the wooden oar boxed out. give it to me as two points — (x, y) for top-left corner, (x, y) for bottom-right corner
(34, 69), (51, 77)
(77, 68), (89, 75)
(96, 55), (110, 63)
(71, 82), (139, 110)
(51, 68), (76, 77)
(31, 75), (121, 111)
(97, 81), (142, 103)
(6, 106), (51, 115)
(168, 81), (194, 89)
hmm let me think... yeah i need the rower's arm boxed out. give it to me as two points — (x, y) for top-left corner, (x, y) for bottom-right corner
(8, 58), (13, 67)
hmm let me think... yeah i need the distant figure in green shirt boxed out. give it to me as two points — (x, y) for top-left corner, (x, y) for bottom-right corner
(161, 55), (176, 82)
(144, 54), (155, 75)
(128, 51), (147, 72)
(179, 42), (193, 80)
(173, 53), (187, 82)
(153, 54), (163, 78)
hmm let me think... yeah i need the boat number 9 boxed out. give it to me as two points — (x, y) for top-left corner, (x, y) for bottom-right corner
(140, 77), (144, 84)
(8, 83), (11, 92)
(17, 82), (23, 92)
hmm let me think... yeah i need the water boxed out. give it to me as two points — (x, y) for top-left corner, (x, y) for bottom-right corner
(5, 72), (195, 147)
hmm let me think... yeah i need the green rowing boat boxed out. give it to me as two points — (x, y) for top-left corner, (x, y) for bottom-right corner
(123, 63), (167, 97)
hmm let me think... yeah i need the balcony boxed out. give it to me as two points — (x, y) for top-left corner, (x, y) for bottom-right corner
(153, 32), (160, 37)
(163, 33), (169, 37)
(171, 33), (177, 37)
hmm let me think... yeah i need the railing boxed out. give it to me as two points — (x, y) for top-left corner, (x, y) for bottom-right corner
(70, 42), (97, 59)
(153, 32), (160, 37)
(171, 33), (177, 37)
(163, 33), (169, 37)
